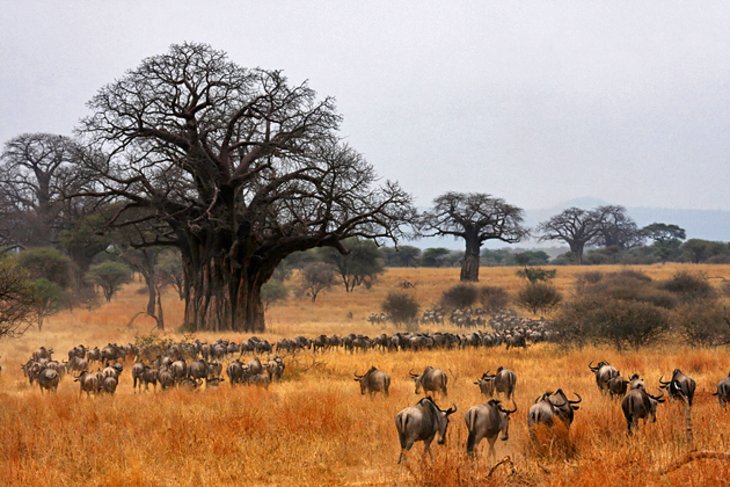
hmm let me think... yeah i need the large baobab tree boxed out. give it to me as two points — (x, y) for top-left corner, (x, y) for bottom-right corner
(537, 207), (603, 264)
(418, 192), (527, 282)
(78, 42), (413, 332)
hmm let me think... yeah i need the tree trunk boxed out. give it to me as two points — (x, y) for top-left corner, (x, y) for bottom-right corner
(460, 235), (481, 282)
(181, 239), (269, 332)
(569, 241), (585, 264)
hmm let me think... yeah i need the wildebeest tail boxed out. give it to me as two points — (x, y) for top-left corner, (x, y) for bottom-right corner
(397, 414), (409, 449)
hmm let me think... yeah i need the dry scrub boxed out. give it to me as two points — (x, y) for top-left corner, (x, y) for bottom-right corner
(1, 265), (729, 486)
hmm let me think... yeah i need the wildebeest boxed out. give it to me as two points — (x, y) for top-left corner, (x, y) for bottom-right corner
(474, 367), (517, 400)
(629, 373), (645, 391)
(74, 370), (100, 397)
(354, 366), (390, 397)
(132, 362), (145, 391)
(606, 375), (630, 399)
(621, 387), (665, 434)
(394, 396), (457, 463)
(410, 366), (448, 397)
(527, 389), (581, 439)
(659, 369), (696, 406)
(712, 373), (730, 407)
(465, 399), (517, 462)
(588, 360), (619, 395)
(101, 375), (118, 394)
(36, 366), (60, 393)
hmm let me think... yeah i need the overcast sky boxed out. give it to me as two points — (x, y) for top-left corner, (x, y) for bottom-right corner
(2, 1), (729, 211)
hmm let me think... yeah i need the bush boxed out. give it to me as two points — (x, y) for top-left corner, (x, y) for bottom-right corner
(660, 271), (716, 302)
(382, 291), (419, 327)
(17, 247), (72, 288)
(556, 296), (669, 350)
(516, 267), (556, 284)
(675, 301), (730, 346)
(583, 271), (677, 310)
(479, 286), (509, 313)
(262, 281), (288, 310)
(574, 271), (603, 292)
(440, 284), (477, 309)
(516, 283), (562, 316)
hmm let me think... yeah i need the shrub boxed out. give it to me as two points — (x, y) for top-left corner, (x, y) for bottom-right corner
(660, 271), (716, 302)
(440, 284), (477, 309)
(556, 295), (669, 350)
(516, 283), (562, 316)
(675, 301), (730, 346)
(382, 291), (419, 327)
(17, 247), (72, 288)
(262, 281), (288, 310)
(516, 267), (556, 284)
(479, 286), (509, 313)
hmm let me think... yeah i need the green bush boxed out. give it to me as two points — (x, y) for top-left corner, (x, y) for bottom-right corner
(262, 281), (288, 309)
(674, 301), (730, 346)
(17, 247), (72, 288)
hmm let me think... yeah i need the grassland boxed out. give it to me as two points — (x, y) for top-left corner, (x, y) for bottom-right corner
(1, 264), (729, 486)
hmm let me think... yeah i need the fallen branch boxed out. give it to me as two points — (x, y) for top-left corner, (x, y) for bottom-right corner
(487, 456), (515, 478)
(658, 450), (730, 475)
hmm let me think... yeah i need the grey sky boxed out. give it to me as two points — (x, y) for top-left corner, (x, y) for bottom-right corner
(2, 1), (729, 212)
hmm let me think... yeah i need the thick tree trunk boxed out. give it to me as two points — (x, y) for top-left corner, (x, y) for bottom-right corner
(460, 236), (481, 282)
(569, 241), (585, 264)
(181, 238), (269, 332)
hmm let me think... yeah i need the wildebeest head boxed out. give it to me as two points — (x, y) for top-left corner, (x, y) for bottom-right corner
(659, 368), (696, 405)
(474, 371), (496, 397)
(354, 366), (377, 395)
(588, 360), (608, 373)
(488, 398), (517, 440)
(419, 397), (457, 445)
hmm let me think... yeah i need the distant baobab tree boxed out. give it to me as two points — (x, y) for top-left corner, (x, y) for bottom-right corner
(418, 192), (528, 282)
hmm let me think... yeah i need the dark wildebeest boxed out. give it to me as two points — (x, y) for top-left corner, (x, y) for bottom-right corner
(527, 389), (581, 440)
(659, 369), (696, 406)
(606, 375), (630, 399)
(37, 366), (60, 393)
(354, 366), (391, 397)
(410, 366), (448, 397)
(101, 375), (118, 394)
(465, 399), (517, 462)
(227, 360), (244, 385)
(394, 397), (457, 463)
(132, 362), (145, 391)
(589, 360), (619, 395)
(621, 387), (665, 434)
(74, 370), (99, 397)
(629, 373), (645, 391)
(712, 373), (730, 408)
(475, 367), (517, 400)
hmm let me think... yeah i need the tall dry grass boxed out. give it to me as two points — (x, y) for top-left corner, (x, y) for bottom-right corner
(0, 264), (729, 486)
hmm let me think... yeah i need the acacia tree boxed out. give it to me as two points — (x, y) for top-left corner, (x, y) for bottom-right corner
(537, 207), (603, 264)
(78, 42), (412, 332)
(418, 192), (527, 282)
(320, 237), (384, 292)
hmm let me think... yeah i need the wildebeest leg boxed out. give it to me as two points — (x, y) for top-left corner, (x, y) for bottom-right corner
(423, 440), (434, 461)
(488, 437), (497, 464)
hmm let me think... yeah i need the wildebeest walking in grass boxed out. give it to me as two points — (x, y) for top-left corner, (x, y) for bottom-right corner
(394, 397), (457, 463)
(465, 399), (517, 463)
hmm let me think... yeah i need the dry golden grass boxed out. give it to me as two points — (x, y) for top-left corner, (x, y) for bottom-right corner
(1, 264), (729, 486)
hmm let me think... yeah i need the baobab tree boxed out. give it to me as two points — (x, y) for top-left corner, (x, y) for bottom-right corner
(78, 42), (413, 332)
(537, 207), (603, 264)
(418, 192), (527, 282)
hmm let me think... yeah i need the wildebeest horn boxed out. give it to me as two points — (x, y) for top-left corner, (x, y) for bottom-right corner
(408, 368), (418, 378)
(445, 403), (457, 415)
(588, 361), (598, 371)
(568, 392), (582, 404)
(658, 375), (670, 385)
(500, 401), (518, 414)
(354, 371), (362, 380)
(648, 391), (665, 402)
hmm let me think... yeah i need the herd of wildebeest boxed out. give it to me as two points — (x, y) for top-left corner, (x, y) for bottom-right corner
(15, 330), (730, 464)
